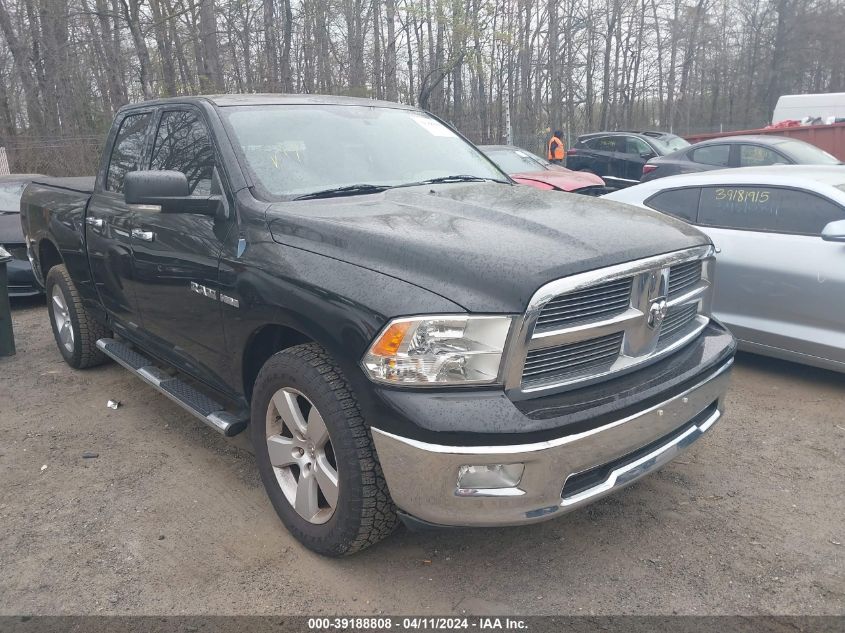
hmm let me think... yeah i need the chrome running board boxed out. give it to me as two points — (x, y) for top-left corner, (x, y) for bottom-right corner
(96, 338), (248, 437)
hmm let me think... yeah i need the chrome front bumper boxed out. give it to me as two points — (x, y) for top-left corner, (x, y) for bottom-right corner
(372, 359), (732, 527)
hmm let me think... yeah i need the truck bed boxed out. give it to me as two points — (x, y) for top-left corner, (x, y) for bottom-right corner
(20, 177), (96, 290)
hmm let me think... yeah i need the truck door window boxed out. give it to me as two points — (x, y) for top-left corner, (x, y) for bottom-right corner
(150, 110), (217, 195)
(106, 112), (152, 192)
(698, 186), (845, 235)
(689, 144), (731, 166)
(644, 187), (701, 222)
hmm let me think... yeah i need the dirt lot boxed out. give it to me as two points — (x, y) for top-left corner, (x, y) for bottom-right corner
(1, 297), (843, 616)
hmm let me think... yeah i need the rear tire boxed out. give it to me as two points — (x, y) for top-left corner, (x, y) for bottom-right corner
(46, 264), (111, 369)
(250, 343), (399, 556)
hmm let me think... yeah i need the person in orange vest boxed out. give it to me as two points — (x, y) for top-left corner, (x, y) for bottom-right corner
(547, 130), (565, 164)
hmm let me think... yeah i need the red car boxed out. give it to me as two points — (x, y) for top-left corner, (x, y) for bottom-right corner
(479, 144), (607, 195)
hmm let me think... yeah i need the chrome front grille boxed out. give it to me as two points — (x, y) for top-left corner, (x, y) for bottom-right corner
(668, 260), (702, 297)
(535, 278), (632, 331)
(658, 304), (699, 343)
(511, 246), (714, 396)
(522, 332), (624, 388)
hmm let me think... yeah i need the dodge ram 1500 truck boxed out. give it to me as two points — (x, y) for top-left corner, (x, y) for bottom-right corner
(21, 95), (736, 556)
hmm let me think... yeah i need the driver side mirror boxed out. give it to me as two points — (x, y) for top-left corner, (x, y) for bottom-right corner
(640, 151), (656, 160)
(821, 219), (845, 242)
(124, 170), (221, 216)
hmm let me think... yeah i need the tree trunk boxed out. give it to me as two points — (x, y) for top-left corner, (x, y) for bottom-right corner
(263, 0), (279, 90)
(119, 0), (155, 98)
(384, 0), (398, 101)
(199, 0), (224, 92)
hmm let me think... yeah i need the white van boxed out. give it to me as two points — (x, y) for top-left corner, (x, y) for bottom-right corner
(772, 93), (845, 124)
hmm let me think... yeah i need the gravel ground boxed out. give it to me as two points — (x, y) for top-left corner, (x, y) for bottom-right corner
(1, 297), (843, 616)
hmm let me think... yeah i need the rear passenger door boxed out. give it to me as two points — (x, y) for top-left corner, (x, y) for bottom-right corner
(582, 136), (616, 178)
(620, 136), (656, 182)
(87, 110), (153, 333)
(697, 185), (845, 364)
(687, 144), (732, 173)
(130, 107), (238, 393)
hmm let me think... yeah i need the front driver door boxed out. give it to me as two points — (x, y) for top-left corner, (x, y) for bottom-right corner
(698, 185), (845, 367)
(130, 107), (237, 393)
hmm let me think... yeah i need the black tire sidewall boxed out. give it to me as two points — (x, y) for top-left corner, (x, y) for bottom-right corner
(250, 347), (371, 556)
(46, 267), (83, 368)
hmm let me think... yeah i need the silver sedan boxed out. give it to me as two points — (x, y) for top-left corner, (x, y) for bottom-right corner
(603, 165), (845, 372)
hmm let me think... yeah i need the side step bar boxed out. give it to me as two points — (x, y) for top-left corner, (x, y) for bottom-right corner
(96, 338), (248, 437)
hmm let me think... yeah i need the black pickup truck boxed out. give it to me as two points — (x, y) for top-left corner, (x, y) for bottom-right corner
(21, 95), (735, 556)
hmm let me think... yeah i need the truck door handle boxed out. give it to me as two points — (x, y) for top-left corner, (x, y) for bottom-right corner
(85, 217), (104, 229)
(131, 229), (155, 242)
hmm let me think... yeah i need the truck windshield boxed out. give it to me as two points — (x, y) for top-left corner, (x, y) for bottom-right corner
(221, 104), (507, 199)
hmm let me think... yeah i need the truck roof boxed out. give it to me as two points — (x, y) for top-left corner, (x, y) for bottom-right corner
(120, 93), (417, 112)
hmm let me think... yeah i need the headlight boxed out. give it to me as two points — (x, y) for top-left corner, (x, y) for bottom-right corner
(362, 315), (513, 386)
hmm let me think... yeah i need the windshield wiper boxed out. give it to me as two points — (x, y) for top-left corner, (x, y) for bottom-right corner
(397, 174), (510, 188)
(293, 184), (390, 200)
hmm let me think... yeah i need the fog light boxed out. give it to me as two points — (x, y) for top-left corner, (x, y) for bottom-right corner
(457, 463), (524, 490)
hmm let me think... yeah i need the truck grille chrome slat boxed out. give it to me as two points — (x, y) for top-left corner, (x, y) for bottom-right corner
(667, 261), (702, 297)
(535, 278), (632, 330)
(522, 333), (623, 384)
(511, 246), (715, 395)
(523, 335), (624, 363)
(523, 337), (623, 371)
(522, 346), (621, 379)
(658, 304), (699, 342)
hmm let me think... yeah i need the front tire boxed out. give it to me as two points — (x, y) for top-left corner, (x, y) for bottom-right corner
(250, 343), (399, 556)
(46, 264), (111, 369)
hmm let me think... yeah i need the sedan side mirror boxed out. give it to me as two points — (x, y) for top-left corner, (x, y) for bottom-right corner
(124, 170), (220, 216)
(821, 219), (845, 242)
(640, 151), (656, 160)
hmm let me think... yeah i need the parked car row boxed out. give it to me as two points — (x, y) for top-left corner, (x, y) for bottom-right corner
(550, 129), (840, 188)
(565, 130), (690, 189)
(640, 135), (841, 182)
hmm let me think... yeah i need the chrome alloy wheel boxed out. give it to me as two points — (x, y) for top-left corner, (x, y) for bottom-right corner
(51, 284), (74, 353)
(266, 388), (339, 524)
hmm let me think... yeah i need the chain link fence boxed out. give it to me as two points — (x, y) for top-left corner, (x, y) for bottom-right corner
(0, 137), (103, 176)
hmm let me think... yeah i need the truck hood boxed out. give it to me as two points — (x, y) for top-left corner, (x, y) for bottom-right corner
(266, 182), (709, 313)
